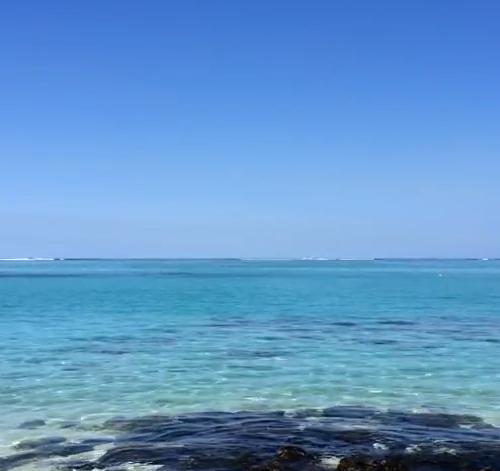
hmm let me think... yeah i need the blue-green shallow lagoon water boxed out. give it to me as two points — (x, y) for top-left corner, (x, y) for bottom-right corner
(1, 260), (499, 467)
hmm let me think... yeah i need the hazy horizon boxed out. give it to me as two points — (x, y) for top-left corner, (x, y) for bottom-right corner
(0, 256), (497, 261)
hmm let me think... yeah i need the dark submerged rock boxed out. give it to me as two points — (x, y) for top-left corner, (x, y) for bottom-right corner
(42, 443), (95, 457)
(291, 408), (323, 419)
(14, 436), (67, 450)
(323, 406), (377, 419)
(331, 430), (381, 445)
(376, 320), (416, 326)
(103, 415), (174, 433)
(18, 419), (46, 430)
(79, 437), (115, 446)
(97, 445), (176, 467)
(370, 340), (399, 345)
(10, 408), (500, 471)
(0, 444), (94, 471)
(233, 450), (261, 469)
(0, 451), (40, 471)
(396, 412), (482, 429)
(57, 459), (96, 471)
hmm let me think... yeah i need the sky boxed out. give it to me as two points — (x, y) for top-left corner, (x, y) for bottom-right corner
(1, 0), (499, 258)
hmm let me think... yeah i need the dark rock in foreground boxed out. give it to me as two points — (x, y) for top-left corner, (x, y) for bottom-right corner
(98, 445), (177, 466)
(0, 452), (40, 471)
(337, 448), (500, 471)
(2, 407), (500, 471)
(0, 444), (94, 471)
(338, 455), (410, 471)
(248, 446), (317, 471)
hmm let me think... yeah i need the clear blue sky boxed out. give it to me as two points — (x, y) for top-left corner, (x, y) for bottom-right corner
(1, 0), (499, 258)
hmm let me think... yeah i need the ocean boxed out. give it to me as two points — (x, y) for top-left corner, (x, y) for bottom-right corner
(0, 259), (499, 471)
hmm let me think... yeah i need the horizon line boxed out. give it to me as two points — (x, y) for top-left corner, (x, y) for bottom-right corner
(0, 257), (498, 262)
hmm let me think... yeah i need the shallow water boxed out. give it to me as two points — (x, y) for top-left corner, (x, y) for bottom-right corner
(0, 259), (499, 470)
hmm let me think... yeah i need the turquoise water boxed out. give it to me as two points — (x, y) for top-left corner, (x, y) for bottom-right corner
(1, 259), (499, 463)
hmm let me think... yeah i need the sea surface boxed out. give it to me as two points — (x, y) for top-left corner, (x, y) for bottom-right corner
(0, 259), (499, 471)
